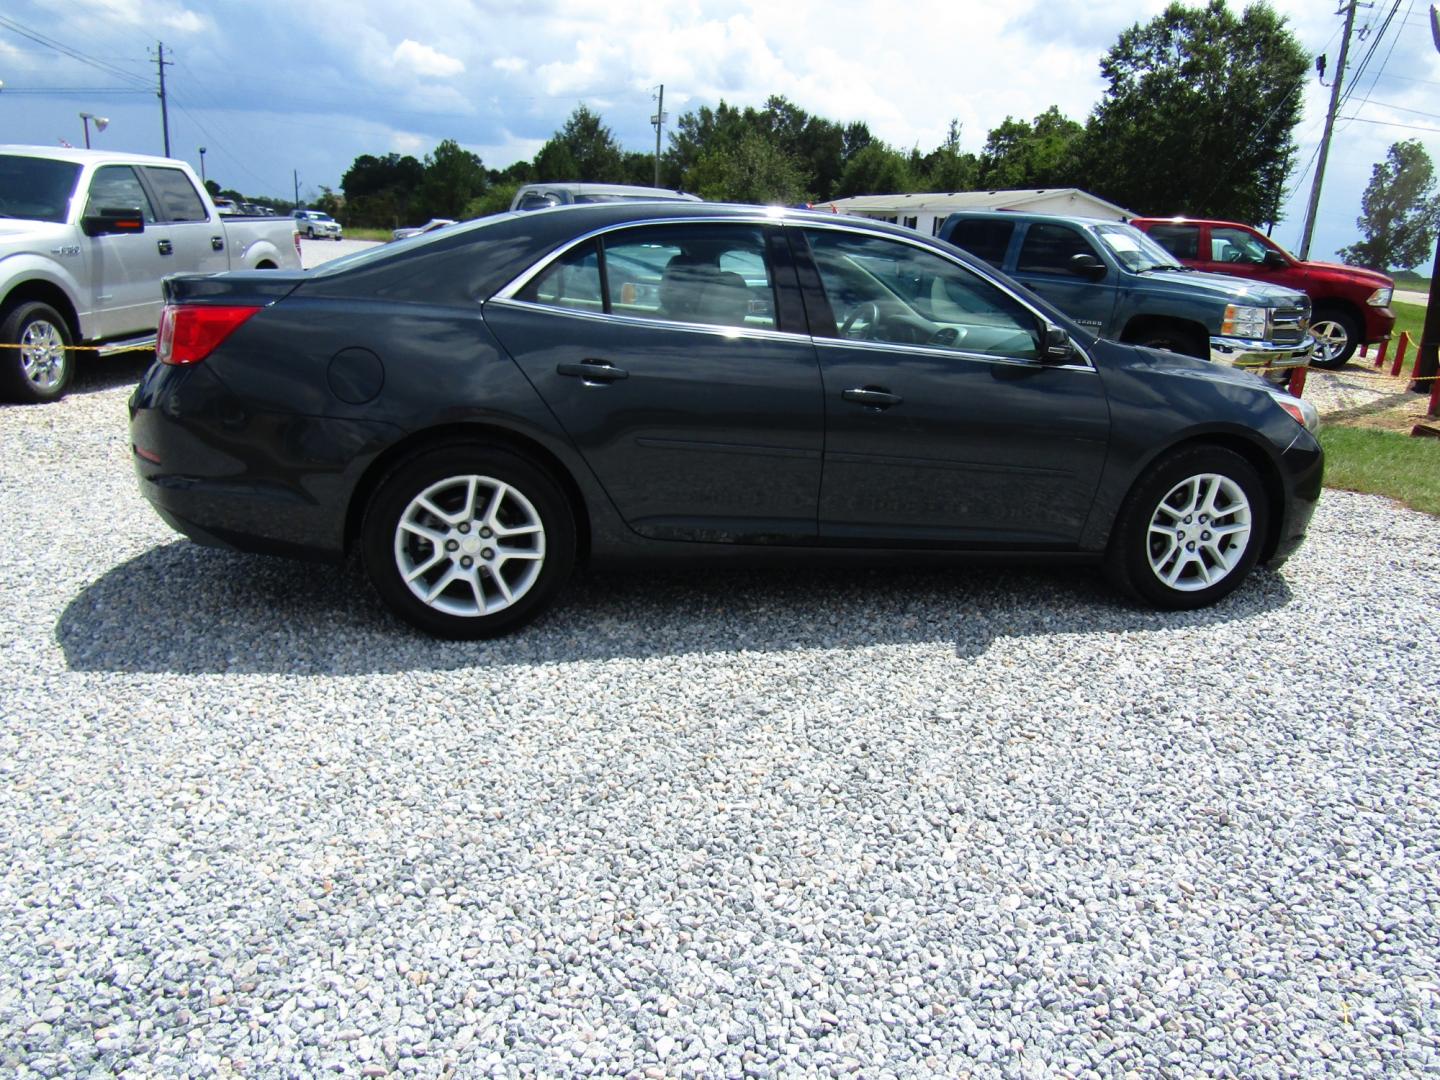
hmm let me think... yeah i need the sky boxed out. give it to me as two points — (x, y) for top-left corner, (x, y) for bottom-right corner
(1, 0), (1437, 267)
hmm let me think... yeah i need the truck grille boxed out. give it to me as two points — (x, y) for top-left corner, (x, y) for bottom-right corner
(1269, 303), (1310, 346)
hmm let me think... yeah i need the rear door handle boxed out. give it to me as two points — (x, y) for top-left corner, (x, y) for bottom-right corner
(211, 236), (225, 251)
(556, 359), (628, 383)
(156, 239), (173, 256)
(842, 387), (902, 408)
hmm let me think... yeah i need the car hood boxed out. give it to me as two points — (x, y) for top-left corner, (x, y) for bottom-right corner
(1140, 267), (1308, 307)
(1108, 336), (1274, 391)
(1294, 259), (1392, 290)
(0, 219), (73, 251)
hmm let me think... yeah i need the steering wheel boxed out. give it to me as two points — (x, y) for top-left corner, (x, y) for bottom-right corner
(840, 301), (880, 339)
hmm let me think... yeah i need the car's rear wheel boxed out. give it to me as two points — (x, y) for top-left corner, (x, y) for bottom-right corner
(1105, 446), (1269, 610)
(1308, 307), (1359, 369)
(0, 301), (74, 404)
(361, 445), (575, 638)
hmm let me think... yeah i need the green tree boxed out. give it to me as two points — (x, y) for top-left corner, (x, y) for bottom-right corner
(917, 119), (980, 192)
(834, 142), (915, 198)
(341, 152), (425, 227)
(534, 105), (625, 182)
(1339, 140), (1440, 271)
(979, 107), (1083, 189)
(687, 130), (808, 204)
(463, 182), (521, 219)
(415, 140), (487, 219)
(1080, 0), (1308, 223)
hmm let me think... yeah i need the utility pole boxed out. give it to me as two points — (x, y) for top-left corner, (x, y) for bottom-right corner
(293, 170), (300, 210)
(1297, 1), (1358, 260)
(651, 85), (666, 189)
(154, 41), (173, 157)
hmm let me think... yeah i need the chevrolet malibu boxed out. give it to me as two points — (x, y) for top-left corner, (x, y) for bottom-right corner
(130, 203), (1322, 637)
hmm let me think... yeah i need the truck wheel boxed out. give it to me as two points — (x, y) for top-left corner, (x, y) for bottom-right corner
(1308, 307), (1359, 369)
(0, 301), (74, 404)
(1124, 324), (1207, 360)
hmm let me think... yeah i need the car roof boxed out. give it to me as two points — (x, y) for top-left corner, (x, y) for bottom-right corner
(0, 144), (190, 167)
(517, 182), (702, 201)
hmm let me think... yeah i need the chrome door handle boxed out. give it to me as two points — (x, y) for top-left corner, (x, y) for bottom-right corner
(556, 360), (628, 383)
(842, 387), (902, 408)
(211, 236), (225, 251)
(156, 239), (173, 256)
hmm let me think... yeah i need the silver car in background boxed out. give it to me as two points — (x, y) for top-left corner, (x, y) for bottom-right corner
(510, 182), (702, 212)
(293, 209), (342, 240)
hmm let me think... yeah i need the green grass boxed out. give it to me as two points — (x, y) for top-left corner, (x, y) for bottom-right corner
(1392, 270), (1430, 290)
(1357, 302), (1426, 377)
(1318, 425), (1440, 516)
(338, 226), (392, 242)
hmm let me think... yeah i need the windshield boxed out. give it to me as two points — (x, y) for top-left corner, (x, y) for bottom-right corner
(0, 155), (83, 223)
(1092, 223), (1183, 272)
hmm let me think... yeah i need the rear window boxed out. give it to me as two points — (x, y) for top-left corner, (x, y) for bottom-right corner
(1146, 223), (1200, 260)
(0, 155), (82, 223)
(1016, 223), (1097, 274)
(142, 166), (208, 222)
(947, 219), (1014, 268)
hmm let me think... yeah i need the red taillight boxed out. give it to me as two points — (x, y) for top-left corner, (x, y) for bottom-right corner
(157, 304), (262, 365)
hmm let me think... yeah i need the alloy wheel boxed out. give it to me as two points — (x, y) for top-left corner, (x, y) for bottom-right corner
(392, 474), (546, 617)
(1146, 472), (1253, 592)
(1310, 319), (1349, 365)
(20, 319), (67, 392)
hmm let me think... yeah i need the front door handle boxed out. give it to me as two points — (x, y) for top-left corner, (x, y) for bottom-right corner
(556, 359), (629, 383)
(842, 386), (902, 408)
(211, 236), (225, 251)
(156, 239), (173, 256)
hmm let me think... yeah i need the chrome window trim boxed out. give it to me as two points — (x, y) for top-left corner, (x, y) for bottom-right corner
(490, 213), (1095, 370)
(812, 336), (1096, 374)
(484, 296), (809, 345)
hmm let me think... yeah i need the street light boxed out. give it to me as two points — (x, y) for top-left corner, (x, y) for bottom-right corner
(78, 112), (109, 149)
(198, 146), (207, 186)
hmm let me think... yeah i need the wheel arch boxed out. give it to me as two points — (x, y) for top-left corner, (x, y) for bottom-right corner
(1119, 314), (1210, 356)
(344, 422), (593, 564)
(1, 279), (81, 340)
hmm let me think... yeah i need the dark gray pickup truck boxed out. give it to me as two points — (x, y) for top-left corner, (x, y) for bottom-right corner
(939, 211), (1314, 375)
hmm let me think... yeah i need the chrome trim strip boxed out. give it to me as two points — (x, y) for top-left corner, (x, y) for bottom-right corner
(485, 296), (815, 346)
(811, 336), (1097, 374)
(489, 212), (1095, 371)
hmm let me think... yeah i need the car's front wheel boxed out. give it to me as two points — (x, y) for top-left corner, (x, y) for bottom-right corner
(1105, 446), (1269, 609)
(361, 445), (576, 638)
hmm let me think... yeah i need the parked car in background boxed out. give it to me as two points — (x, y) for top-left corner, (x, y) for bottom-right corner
(392, 218), (456, 241)
(130, 202), (1321, 638)
(293, 209), (343, 240)
(0, 145), (301, 402)
(510, 182), (702, 211)
(212, 196), (239, 215)
(938, 211), (1313, 378)
(1130, 217), (1395, 368)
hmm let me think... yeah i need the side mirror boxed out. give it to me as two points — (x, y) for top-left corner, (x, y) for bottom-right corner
(1069, 252), (1106, 280)
(81, 207), (145, 237)
(1041, 324), (1074, 363)
(1263, 249), (1288, 269)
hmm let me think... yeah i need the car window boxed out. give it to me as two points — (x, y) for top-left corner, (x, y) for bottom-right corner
(516, 240), (602, 312)
(1146, 223), (1200, 260)
(1016, 223), (1098, 274)
(517, 192), (564, 211)
(602, 224), (777, 330)
(141, 166), (208, 222)
(83, 165), (157, 223)
(0, 155), (83, 223)
(1210, 226), (1269, 265)
(947, 219), (1015, 267)
(805, 229), (1041, 361)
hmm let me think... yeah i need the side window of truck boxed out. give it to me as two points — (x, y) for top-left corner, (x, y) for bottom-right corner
(141, 167), (209, 223)
(1210, 226), (1268, 266)
(946, 220), (1014, 268)
(1146, 224), (1200, 260)
(1016, 224), (1098, 274)
(84, 165), (157, 223)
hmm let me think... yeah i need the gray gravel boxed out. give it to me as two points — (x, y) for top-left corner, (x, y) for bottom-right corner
(2, 374), (1439, 1079)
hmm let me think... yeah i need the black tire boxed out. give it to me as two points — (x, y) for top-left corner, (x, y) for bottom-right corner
(1104, 445), (1269, 610)
(0, 301), (75, 404)
(361, 444), (576, 638)
(306, 227), (316, 239)
(1308, 306), (1360, 369)
(1124, 323), (1207, 360)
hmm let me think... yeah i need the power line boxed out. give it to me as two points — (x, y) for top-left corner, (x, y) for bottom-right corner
(1337, 0), (1413, 133)
(0, 14), (151, 89)
(1337, 115), (1440, 133)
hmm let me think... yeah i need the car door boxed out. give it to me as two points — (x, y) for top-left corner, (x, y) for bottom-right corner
(484, 221), (825, 543)
(1009, 221), (1118, 337)
(795, 225), (1110, 546)
(80, 164), (168, 339)
(141, 165), (228, 274)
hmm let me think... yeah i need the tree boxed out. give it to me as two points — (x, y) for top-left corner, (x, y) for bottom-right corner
(415, 140), (487, 219)
(834, 142), (915, 198)
(1079, 0), (1308, 223)
(342, 152), (425, 227)
(979, 107), (1083, 190)
(464, 183), (521, 219)
(534, 105), (625, 182)
(687, 131), (808, 204)
(1339, 141), (1440, 271)
(914, 120), (980, 192)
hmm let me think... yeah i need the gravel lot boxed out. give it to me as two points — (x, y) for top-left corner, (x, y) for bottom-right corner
(2, 366), (1438, 1078)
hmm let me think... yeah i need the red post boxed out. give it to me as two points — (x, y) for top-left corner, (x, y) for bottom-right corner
(1429, 370), (1440, 419)
(1288, 365), (1308, 397)
(1359, 343), (1369, 359)
(1390, 333), (1411, 379)
(1374, 337), (1390, 369)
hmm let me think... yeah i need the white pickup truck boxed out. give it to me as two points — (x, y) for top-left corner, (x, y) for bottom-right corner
(0, 146), (302, 402)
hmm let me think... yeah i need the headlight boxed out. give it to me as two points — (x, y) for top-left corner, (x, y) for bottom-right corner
(1367, 287), (1392, 307)
(1267, 389), (1318, 433)
(1222, 304), (1267, 339)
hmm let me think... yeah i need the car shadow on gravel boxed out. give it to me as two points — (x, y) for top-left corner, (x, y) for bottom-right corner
(56, 540), (1294, 675)
(68, 350), (154, 396)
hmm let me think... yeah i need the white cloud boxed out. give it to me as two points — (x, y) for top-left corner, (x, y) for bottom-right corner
(391, 39), (465, 79)
(492, 56), (527, 74)
(390, 131), (426, 153)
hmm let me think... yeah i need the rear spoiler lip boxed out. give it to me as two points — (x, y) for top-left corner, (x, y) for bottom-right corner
(162, 271), (307, 306)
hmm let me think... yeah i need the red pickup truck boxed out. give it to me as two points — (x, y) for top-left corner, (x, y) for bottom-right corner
(1130, 217), (1395, 368)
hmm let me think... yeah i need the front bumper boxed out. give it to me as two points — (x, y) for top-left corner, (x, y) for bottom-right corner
(1210, 335), (1315, 371)
(1362, 305), (1396, 345)
(1269, 427), (1324, 566)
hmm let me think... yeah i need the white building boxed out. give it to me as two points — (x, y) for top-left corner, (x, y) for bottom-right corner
(812, 188), (1136, 236)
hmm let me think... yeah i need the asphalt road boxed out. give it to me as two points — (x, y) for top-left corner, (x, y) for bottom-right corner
(299, 236), (381, 269)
